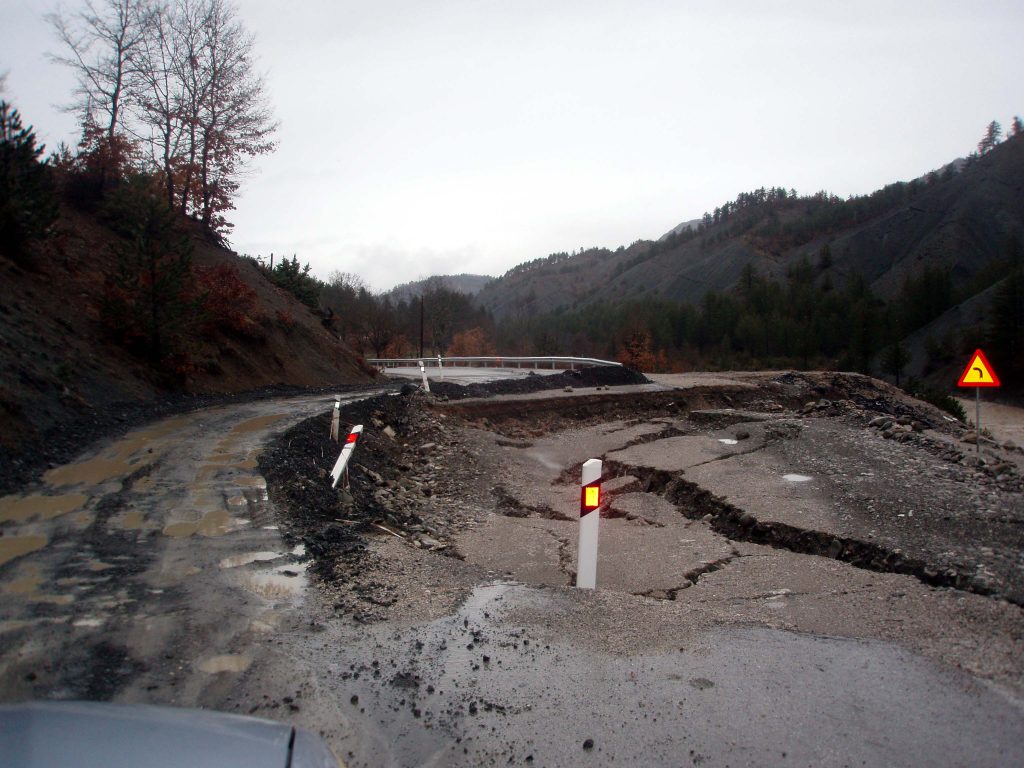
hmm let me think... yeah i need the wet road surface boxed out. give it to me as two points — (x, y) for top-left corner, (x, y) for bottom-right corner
(0, 393), (366, 705)
(1, 387), (1022, 767)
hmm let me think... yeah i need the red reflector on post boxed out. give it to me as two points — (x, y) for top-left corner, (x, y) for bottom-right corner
(580, 483), (601, 515)
(345, 432), (359, 444)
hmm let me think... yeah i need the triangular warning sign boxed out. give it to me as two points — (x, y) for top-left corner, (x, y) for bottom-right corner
(957, 349), (1001, 388)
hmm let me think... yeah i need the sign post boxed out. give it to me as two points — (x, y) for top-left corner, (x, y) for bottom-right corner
(957, 349), (1001, 454)
(576, 458), (603, 589)
(330, 397), (341, 442)
(418, 360), (431, 393)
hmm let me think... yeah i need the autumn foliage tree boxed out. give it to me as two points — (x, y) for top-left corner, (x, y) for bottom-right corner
(447, 327), (496, 356)
(617, 326), (656, 371)
(49, 0), (277, 236)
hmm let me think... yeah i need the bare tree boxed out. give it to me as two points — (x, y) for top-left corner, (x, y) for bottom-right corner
(48, 0), (151, 140)
(191, 0), (277, 230)
(131, 0), (186, 206)
(49, 0), (276, 233)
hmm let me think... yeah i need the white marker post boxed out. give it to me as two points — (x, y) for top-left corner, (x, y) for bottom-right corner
(576, 458), (603, 589)
(330, 424), (364, 489)
(437, 355), (444, 380)
(329, 397), (341, 442)
(418, 360), (431, 392)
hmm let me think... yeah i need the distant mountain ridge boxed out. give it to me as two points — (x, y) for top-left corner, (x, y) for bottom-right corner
(474, 134), (1024, 320)
(384, 274), (493, 303)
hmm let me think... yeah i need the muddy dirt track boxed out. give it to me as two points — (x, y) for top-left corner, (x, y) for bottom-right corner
(1, 370), (1022, 767)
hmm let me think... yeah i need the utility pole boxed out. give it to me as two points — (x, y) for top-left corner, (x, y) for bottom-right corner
(419, 296), (425, 358)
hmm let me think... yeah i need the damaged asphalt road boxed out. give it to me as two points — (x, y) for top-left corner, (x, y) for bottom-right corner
(1, 370), (1023, 767)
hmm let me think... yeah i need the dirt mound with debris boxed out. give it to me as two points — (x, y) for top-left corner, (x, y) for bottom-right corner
(259, 389), (477, 621)
(428, 365), (648, 400)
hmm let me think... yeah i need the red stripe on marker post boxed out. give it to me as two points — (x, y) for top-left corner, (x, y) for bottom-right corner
(576, 459), (603, 589)
(331, 424), (364, 488)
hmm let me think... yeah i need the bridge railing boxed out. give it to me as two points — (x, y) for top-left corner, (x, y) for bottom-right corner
(366, 356), (623, 370)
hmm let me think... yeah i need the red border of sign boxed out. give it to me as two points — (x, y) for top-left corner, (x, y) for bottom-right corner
(957, 348), (1001, 388)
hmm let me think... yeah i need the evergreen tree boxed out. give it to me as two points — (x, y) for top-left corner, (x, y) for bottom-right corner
(978, 120), (1002, 154)
(987, 236), (1024, 387)
(101, 175), (194, 364)
(0, 102), (58, 263)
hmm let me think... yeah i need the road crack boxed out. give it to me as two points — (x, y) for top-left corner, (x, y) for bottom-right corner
(603, 460), (1015, 605)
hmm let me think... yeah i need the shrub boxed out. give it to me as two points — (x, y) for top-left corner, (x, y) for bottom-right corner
(904, 379), (968, 421)
(195, 264), (263, 339)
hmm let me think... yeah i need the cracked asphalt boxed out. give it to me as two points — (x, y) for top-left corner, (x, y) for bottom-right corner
(1, 371), (1022, 767)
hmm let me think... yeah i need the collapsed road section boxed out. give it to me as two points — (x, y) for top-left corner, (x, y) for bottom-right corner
(261, 370), (1024, 767)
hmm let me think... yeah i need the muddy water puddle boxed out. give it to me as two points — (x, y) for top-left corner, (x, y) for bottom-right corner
(0, 535), (48, 567)
(198, 654), (252, 674)
(43, 415), (192, 488)
(163, 509), (235, 538)
(219, 551), (284, 569)
(242, 562), (309, 600)
(0, 493), (88, 524)
(121, 511), (145, 530)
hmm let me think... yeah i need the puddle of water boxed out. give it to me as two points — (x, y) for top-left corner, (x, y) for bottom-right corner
(783, 474), (813, 483)
(86, 561), (114, 572)
(243, 563), (309, 600)
(163, 509), (234, 538)
(2, 566), (73, 605)
(72, 617), (105, 628)
(198, 654), (252, 674)
(3, 564), (44, 595)
(132, 476), (155, 491)
(0, 493), (88, 523)
(251, 610), (281, 634)
(122, 511), (145, 530)
(718, 439), (739, 445)
(229, 413), (287, 436)
(43, 416), (192, 488)
(0, 535), (48, 567)
(219, 551), (283, 569)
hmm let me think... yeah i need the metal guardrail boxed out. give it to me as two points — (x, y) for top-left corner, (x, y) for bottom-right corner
(367, 356), (623, 370)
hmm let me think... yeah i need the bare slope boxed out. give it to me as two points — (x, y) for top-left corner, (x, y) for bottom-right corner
(0, 201), (373, 481)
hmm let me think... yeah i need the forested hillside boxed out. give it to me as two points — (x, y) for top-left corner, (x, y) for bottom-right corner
(0, 0), (374, 478)
(261, 124), (1023, 394)
(471, 124), (1024, 391)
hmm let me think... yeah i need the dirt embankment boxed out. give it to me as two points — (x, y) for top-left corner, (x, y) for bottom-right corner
(0, 203), (374, 494)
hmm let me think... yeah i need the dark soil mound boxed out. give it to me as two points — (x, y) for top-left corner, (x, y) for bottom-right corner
(428, 365), (648, 401)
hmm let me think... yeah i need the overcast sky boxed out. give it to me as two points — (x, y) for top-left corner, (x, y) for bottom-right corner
(2, 1), (1023, 291)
